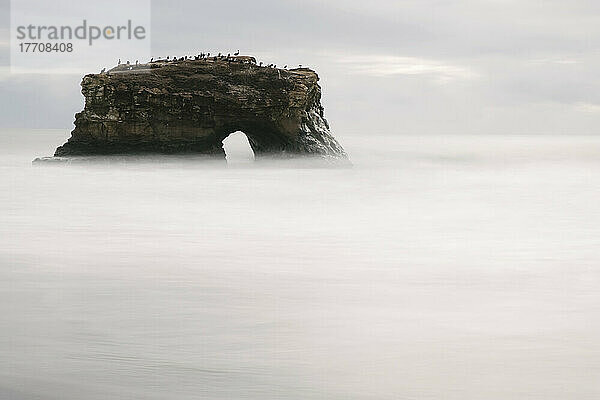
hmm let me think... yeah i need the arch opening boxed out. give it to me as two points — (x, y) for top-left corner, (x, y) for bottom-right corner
(222, 131), (255, 164)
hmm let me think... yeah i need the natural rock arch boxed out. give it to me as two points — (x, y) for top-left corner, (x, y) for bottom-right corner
(54, 58), (348, 160)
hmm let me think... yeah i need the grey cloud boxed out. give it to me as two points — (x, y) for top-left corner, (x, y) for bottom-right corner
(150, 0), (433, 57)
(0, 0), (8, 66)
(2, 0), (600, 135)
(0, 74), (82, 128)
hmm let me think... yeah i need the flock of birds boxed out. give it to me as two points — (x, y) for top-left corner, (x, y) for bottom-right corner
(101, 50), (305, 74)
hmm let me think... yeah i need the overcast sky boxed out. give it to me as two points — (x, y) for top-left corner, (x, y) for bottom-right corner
(2, 0), (600, 136)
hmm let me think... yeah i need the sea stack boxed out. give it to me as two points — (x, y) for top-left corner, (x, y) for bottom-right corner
(53, 57), (348, 160)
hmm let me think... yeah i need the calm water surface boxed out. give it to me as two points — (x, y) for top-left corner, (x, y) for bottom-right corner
(1, 130), (600, 399)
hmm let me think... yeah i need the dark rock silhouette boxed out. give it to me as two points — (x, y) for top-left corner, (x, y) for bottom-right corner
(54, 57), (347, 160)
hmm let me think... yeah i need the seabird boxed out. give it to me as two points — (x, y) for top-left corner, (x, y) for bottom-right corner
(118, 59), (121, 65)
(101, 68), (106, 73)
(150, 57), (153, 62)
(284, 65), (287, 69)
(234, 50), (240, 56)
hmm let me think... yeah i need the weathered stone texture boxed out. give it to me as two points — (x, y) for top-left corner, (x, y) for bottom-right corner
(54, 59), (347, 159)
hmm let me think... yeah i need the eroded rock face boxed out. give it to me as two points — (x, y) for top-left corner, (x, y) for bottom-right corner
(54, 59), (347, 159)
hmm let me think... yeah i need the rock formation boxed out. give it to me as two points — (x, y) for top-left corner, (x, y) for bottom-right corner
(53, 58), (347, 160)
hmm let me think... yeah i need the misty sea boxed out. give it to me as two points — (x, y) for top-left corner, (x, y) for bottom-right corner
(1, 129), (599, 399)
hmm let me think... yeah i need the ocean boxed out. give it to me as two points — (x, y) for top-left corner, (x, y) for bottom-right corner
(1, 129), (599, 399)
